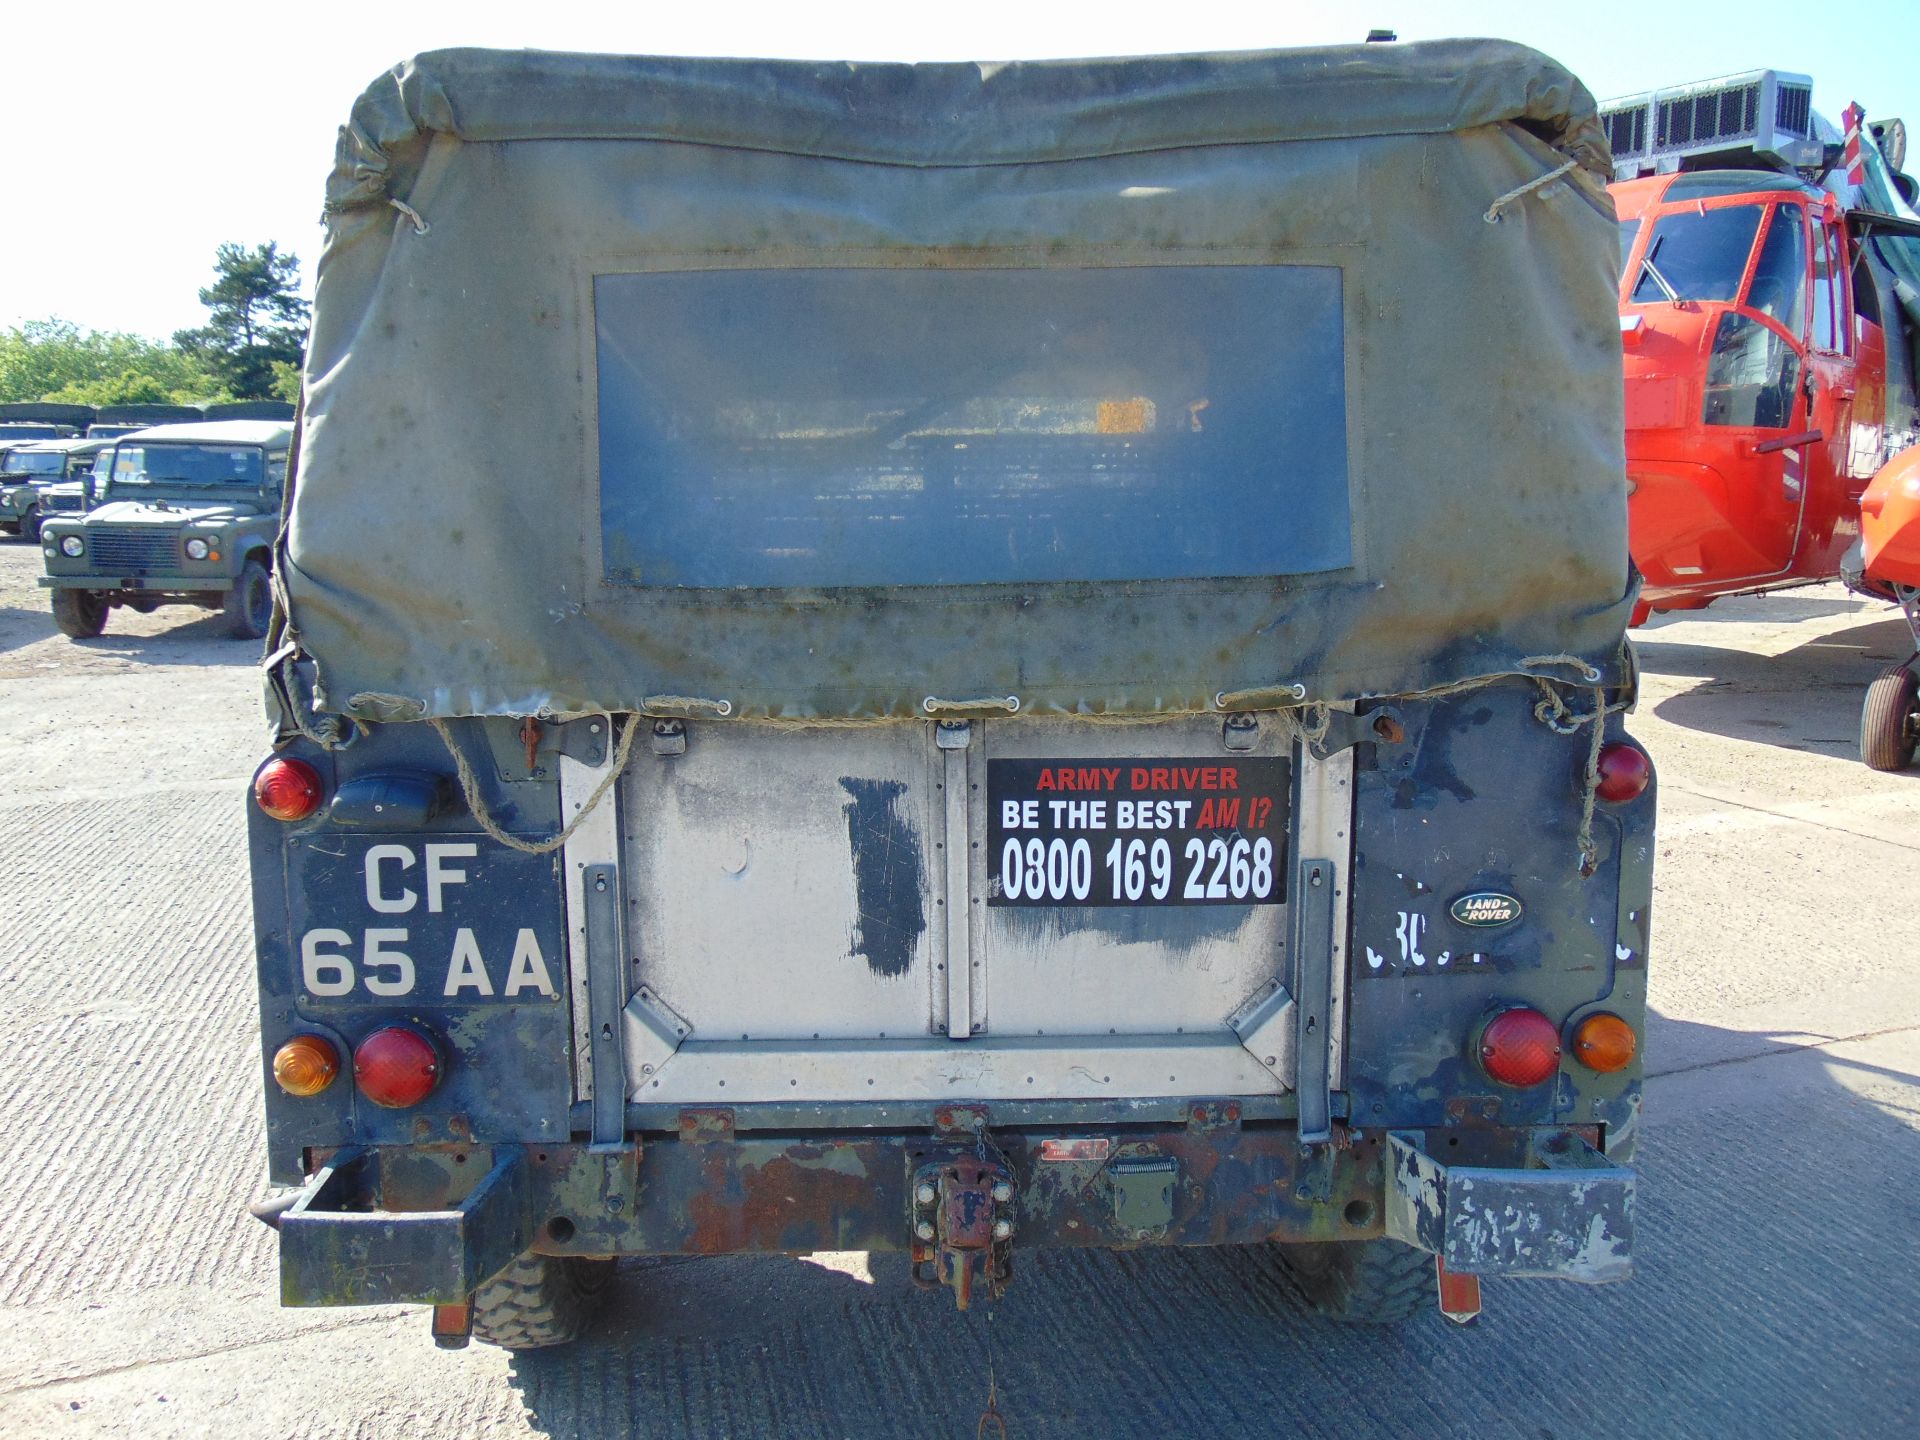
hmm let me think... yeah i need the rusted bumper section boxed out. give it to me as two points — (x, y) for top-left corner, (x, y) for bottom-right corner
(261, 1122), (1384, 1307)
(275, 1146), (533, 1307)
(262, 1123), (1622, 1309)
(1383, 1129), (1635, 1283)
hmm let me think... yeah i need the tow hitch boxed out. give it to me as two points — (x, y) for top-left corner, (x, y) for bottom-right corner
(908, 1156), (1015, 1309)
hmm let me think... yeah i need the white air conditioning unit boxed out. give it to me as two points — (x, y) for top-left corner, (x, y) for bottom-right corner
(1600, 69), (1823, 179)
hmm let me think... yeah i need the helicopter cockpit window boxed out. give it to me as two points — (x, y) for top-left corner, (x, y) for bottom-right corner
(1630, 204), (1763, 305)
(1811, 222), (1847, 353)
(1852, 250), (1882, 327)
(1744, 204), (1807, 338)
(1703, 313), (1800, 429)
(1617, 219), (1642, 281)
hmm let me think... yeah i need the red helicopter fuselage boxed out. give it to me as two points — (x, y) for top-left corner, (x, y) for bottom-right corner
(1614, 170), (1898, 618)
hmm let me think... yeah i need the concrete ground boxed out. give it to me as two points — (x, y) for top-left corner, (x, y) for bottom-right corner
(0, 541), (1913, 1439)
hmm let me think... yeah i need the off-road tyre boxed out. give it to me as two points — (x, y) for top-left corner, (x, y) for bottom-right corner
(470, 1253), (613, 1349)
(51, 588), (107, 639)
(1275, 1238), (1432, 1324)
(223, 558), (272, 640)
(21, 509), (41, 543)
(1860, 663), (1919, 772)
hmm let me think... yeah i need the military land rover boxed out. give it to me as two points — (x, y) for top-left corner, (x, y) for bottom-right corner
(85, 403), (206, 440)
(247, 41), (1652, 1349)
(0, 401), (92, 443)
(39, 419), (290, 639)
(0, 437), (109, 540)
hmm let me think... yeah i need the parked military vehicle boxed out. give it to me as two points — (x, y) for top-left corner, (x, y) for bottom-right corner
(205, 400), (296, 422)
(0, 437), (110, 540)
(247, 41), (1651, 1350)
(0, 443), (72, 540)
(38, 419), (291, 639)
(0, 402), (94, 443)
(86, 403), (205, 439)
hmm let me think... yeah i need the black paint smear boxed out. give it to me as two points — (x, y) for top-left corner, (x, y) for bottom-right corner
(838, 778), (926, 979)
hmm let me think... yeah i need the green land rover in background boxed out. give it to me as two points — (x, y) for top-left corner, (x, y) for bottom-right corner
(0, 437), (111, 542)
(39, 419), (292, 640)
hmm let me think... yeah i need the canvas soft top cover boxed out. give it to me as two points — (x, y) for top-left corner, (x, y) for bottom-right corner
(288, 39), (1630, 723)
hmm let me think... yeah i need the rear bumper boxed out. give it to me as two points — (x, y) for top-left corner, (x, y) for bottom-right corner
(262, 1122), (1634, 1307)
(277, 1147), (532, 1306)
(1384, 1130), (1634, 1283)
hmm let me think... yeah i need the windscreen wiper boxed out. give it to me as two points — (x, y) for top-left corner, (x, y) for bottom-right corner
(1637, 253), (1681, 305)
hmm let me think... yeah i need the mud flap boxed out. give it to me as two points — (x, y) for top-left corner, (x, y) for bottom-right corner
(1383, 1130), (1634, 1282)
(277, 1146), (532, 1306)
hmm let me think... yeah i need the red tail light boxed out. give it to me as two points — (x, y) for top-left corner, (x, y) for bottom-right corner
(354, 1025), (442, 1108)
(1476, 1007), (1561, 1087)
(1594, 743), (1651, 803)
(254, 756), (324, 821)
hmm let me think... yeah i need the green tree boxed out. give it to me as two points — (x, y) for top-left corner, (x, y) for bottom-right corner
(174, 242), (309, 400)
(0, 319), (222, 404)
(267, 359), (303, 405)
(42, 371), (177, 405)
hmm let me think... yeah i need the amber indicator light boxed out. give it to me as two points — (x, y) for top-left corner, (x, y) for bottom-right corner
(254, 756), (324, 822)
(1477, 1007), (1562, 1088)
(1572, 1012), (1638, 1073)
(272, 1034), (341, 1097)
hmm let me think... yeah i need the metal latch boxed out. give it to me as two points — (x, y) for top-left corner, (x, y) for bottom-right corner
(1109, 1155), (1179, 1236)
(649, 718), (687, 756)
(1312, 706), (1405, 756)
(908, 1155), (1014, 1309)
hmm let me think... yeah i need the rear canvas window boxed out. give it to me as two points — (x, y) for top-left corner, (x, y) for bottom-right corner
(595, 265), (1351, 589)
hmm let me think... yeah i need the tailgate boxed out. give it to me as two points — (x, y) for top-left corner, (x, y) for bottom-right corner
(591, 712), (1351, 1111)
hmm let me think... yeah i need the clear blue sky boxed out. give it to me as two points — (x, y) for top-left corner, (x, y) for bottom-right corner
(4, 0), (1914, 339)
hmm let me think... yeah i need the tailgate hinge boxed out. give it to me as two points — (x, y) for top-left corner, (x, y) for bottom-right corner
(1291, 856), (1337, 1142)
(935, 719), (977, 1039)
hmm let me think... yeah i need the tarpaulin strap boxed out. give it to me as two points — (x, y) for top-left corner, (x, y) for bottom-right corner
(264, 386), (305, 660)
(389, 198), (431, 235)
(1517, 652), (1604, 683)
(1215, 683), (1308, 710)
(924, 695), (1021, 714)
(1484, 158), (1580, 223)
(643, 694), (733, 717)
(429, 714), (640, 855)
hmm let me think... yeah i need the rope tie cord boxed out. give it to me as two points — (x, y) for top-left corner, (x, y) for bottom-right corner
(267, 645), (346, 750)
(389, 198), (430, 235)
(1484, 159), (1580, 223)
(1528, 682), (1629, 875)
(430, 715), (640, 856)
(1578, 687), (1608, 877)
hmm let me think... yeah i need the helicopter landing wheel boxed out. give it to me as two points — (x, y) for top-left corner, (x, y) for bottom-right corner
(1860, 660), (1920, 772)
